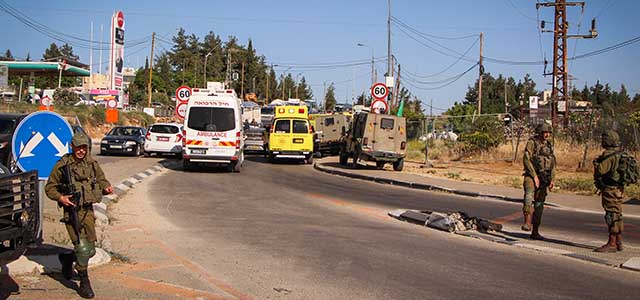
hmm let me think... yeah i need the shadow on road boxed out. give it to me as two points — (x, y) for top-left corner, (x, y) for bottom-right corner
(492, 230), (596, 250)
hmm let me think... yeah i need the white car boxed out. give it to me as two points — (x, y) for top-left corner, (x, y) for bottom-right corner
(144, 123), (183, 157)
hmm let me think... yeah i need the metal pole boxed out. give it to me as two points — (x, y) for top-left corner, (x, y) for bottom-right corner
(478, 32), (483, 115)
(203, 54), (208, 88)
(18, 78), (23, 102)
(147, 32), (155, 108)
(387, 0), (392, 78)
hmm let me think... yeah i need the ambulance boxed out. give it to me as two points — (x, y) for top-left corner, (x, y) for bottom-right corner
(267, 105), (314, 164)
(182, 87), (244, 172)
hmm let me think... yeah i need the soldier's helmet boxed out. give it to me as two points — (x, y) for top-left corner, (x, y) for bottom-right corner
(536, 123), (552, 135)
(71, 132), (90, 147)
(601, 130), (620, 148)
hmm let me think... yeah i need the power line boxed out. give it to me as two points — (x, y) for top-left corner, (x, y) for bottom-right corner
(390, 16), (478, 40)
(393, 23), (477, 63)
(403, 36), (479, 79)
(401, 62), (479, 91)
(505, 0), (538, 22)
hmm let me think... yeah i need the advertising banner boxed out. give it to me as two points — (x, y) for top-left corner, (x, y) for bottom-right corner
(109, 11), (125, 90)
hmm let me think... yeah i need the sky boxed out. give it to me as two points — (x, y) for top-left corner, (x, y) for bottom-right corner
(2, 0), (639, 113)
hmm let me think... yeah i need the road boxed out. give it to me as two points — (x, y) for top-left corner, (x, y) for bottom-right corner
(105, 155), (640, 300)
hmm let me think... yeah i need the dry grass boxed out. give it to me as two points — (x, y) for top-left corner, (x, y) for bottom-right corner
(406, 137), (640, 199)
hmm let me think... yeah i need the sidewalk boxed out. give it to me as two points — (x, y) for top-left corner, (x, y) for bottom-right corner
(314, 156), (640, 218)
(2, 158), (170, 276)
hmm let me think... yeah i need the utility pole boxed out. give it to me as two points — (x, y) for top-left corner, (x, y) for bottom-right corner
(387, 0), (392, 79)
(537, 0), (597, 128)
(504, 80), (508, 113)
(99, 24), (103, 74)
(478, 32), (483, 115)
(147, 32), (155, 108)
(394, 64), (401, 110)
(89, 21), (93, 91)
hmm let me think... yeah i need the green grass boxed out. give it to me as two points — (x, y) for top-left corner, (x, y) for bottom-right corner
(503, 176), (522, 189)
(626, 184), (640, 200)
(555, 177), (596, 194)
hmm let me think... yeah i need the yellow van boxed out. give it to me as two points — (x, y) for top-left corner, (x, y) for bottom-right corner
(267, 106), (314, 164)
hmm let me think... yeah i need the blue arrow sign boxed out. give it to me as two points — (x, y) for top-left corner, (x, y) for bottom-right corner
(11, 111), (73, 180)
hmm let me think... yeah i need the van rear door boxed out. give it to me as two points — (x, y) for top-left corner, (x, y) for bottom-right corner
(185, 106), (238, 157)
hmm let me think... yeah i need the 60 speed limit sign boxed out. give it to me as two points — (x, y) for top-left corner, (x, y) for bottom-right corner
(176, 86), (192, 103)
(371, 83), (388, 100)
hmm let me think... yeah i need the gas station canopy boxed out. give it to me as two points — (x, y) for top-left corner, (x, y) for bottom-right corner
(1, 61), (90, 77)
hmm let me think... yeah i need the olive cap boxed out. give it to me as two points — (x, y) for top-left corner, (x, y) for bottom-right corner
(71, 132), (90, 147)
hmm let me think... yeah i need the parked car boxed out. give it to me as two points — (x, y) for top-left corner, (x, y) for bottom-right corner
(144, 123), (183, 157)
(0, 113), (27, 173)
(100, 126), (146, 156)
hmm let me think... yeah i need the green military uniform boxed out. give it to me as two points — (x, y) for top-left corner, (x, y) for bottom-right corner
(45, 153), (110, 245)
(593, 130), (625, 252)
(522, 123), (555, 238)
(45, 132), (109, 299)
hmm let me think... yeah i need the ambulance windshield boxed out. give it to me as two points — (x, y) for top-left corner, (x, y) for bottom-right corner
(188, 107), (235, 132)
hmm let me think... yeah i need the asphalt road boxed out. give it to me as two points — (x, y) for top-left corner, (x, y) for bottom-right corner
(136, 155), (640, 300)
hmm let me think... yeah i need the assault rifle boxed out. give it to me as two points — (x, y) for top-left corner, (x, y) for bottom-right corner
(60, 165), (81, 244)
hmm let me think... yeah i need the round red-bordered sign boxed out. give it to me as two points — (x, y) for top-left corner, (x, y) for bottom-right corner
(107, 99), (118, 109)
(40, 95), (51, 106)
(371, 82), (388, 100)
(176, 86), (192, 103)
(176, 102), (188, 119)
(370, 99), (388, 114)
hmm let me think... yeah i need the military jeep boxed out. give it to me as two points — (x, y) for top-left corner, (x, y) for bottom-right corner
(310, 113), (349, 157)
(339, 112), (406, 171)
(0, 167), (40, 265)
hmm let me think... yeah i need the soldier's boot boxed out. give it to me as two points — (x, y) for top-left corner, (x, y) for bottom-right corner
(77, 270), (95, 299)
(521, 212), (532, 232)
(594, 234), (617, 253)
(530, 224), (545, 240)
(616, 234), (624, 252)
(58, 252), (75, 280)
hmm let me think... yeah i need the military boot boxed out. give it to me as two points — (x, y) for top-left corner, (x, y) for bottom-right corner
(77, 270), (95, 299)
(530, 224), (545, 240)
(58, 252), (75, 280)
(521, 212), (532, 231)
(594, 234), (617, 253)
(616, 234), (624, 251)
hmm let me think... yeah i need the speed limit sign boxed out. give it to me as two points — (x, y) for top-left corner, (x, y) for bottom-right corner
(176, 86), (192, 103)
(371, 83), (388, 100)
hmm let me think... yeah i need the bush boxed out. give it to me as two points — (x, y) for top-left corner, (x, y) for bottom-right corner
(555, 177), (595, 194)
(89, 107), (106, 125)
(459, 131), (501, 154)
(53, 89), (81, 106)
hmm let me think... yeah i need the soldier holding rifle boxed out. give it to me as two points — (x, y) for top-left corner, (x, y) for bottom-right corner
(45, 132), (113, 299)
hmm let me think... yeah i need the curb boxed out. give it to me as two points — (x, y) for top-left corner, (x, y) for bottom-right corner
(389, 209), (640, 273)
(3, 164), (167, 276)
(313, 162), (542, 205)
(313, 162), (640, 219)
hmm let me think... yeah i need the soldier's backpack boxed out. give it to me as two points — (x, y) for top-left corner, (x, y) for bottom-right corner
(613, 152), (640, 186)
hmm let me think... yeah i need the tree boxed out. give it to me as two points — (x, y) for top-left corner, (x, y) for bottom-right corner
(324, 83), (337, 111)
(2, 49), (14, 61)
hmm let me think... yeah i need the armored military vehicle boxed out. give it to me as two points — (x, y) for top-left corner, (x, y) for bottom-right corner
(310, 113), (349, 156)
(339, 112), (406, 171)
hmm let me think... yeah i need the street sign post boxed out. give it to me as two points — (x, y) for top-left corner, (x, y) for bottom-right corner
(11, 111), (74, 244)
(11, 111), (73, 179)
(371, 99), (388, 114)
(176, 102), (187, 119)
(176, 86), (192, 103)
(107, 99), (118, 109)
(371, 82), (388, 100)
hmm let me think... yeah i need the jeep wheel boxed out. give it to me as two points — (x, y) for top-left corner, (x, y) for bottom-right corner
(305, 155), (313, 164)
(339, 151), (348, 166)
(143, 151), (151, 157)
(393, 158), (404, 171)
(376, 161), (385, 170)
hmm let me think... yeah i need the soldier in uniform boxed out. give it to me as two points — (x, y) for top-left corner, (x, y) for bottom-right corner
(45, 132), (113, 299)
(593, 130), (625, 252)
(521, 123), (556, 240)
